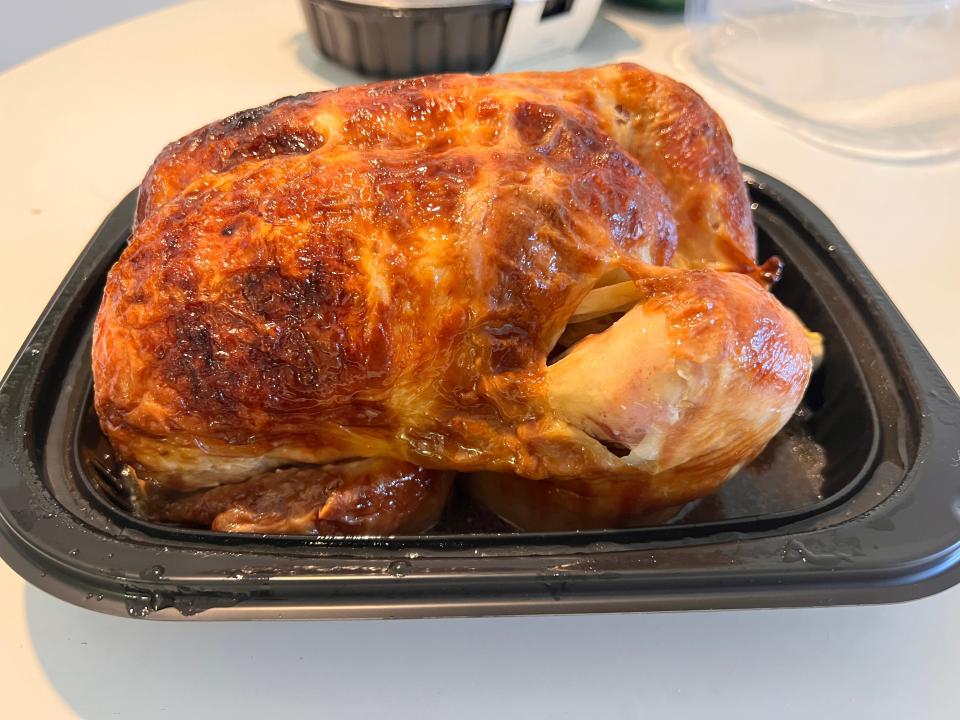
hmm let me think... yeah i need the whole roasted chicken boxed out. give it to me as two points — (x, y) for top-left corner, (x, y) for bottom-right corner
(93, 64), (813, 534)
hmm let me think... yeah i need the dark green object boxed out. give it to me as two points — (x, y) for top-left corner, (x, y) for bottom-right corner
(616, 0), (684, 10)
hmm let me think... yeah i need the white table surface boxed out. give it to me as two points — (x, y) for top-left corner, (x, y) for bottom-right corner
(1, 1), (958, 717)
(2, 0), (183, 72)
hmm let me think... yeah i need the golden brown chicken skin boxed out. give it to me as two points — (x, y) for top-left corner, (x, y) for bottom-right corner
(93, 63), (812, 533)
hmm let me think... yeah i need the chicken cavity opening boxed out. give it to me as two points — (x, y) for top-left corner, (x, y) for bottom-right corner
(548, 268), (646, 365)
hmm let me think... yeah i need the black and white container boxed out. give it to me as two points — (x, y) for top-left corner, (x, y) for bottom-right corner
(300, 0), (604, 77)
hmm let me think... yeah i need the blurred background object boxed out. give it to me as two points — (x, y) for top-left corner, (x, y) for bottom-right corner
(300, 0), (604, 77)
(685, 0), (960, 161)
(616, 0), (684, 9)
(1, 0), (185, 72)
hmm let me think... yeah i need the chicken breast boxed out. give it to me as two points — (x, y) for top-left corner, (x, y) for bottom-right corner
(93, 63), (812, 533)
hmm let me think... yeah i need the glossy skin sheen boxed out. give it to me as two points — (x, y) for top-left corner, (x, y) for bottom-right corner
(93, 64), (812, 533)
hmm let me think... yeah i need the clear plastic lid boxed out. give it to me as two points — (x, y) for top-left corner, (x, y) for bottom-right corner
(684, 0), (960, 161)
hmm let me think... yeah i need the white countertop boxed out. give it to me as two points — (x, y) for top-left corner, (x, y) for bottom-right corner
(1, 1), (958, 717)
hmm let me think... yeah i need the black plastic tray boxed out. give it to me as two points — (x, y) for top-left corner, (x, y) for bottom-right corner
(1, 168), (959, 619)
